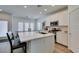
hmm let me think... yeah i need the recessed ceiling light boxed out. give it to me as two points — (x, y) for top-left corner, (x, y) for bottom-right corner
(0, 9), (2, 11)
(24, 6), (27, 8)
(44, 9), (47, 11)
(40, 12), (42, 14)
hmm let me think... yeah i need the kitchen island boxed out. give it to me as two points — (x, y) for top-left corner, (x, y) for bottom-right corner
(0, 32), (54, 53)
(18, 32), (55, 53)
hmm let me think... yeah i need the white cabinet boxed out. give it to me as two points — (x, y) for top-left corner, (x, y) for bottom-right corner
(57, 27), (68, 46)
(69, 7), (79, 52)
(30, 36), (54, 53)
(45, 9), (68, 26)
(68, 5), (79, 13)
(58, 9), (68, 26)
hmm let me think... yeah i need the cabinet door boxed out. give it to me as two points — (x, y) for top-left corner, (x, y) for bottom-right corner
(58, 9), (68, 26)
(31, 36), (54, 53)
(62, 31), (68, 46)
(57, 32), (63, 44)
(69, 8), (79, 52)
(57, 31), (68, 46)
(68, 5), (79, 13)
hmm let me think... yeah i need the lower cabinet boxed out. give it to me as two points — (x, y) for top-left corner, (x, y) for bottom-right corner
(29, 36), (54, 53)
(57, 28), (68, 46)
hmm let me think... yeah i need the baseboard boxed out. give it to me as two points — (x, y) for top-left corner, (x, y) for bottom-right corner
(56, 42), (68, 48)
(56, 42), (74, 53)
(68, 49), (74, 53)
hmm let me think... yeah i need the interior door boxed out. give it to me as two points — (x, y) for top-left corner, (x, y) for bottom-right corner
(69, 8), (79, 52)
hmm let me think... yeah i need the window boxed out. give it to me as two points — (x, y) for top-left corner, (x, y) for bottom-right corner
(18, 22), (23, 31)
(37, 23), (42, 30)
(18, 22), (35, 32)
(0, 21), (8, 37)
(24, 23), (29, 31)
(30, 23), (34, 31)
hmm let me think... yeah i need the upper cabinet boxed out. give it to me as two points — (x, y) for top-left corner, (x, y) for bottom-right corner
(57, 9), (68, 26)
(68, 5), (79, 13)
(45, 9), (68, 26)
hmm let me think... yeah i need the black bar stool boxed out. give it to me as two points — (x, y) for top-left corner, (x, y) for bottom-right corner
(6, 32), (27, 53)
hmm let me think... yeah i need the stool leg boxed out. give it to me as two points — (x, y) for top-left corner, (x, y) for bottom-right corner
(11, 49), (13, 53)
(24, 43), (27, 53)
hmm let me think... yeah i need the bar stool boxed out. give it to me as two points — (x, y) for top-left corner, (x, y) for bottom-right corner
(6, 32), (27, 53)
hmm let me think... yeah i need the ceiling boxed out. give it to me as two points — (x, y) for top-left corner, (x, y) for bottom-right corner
(0, 5), (67, 19)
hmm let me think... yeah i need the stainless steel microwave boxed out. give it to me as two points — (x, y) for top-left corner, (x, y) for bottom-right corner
(50, 21), (58, 26)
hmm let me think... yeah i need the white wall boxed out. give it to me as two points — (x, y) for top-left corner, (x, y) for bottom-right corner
(0, 12), (12, 31)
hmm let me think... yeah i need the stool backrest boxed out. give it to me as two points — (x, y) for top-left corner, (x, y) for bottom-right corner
(6, 32), (14, 49)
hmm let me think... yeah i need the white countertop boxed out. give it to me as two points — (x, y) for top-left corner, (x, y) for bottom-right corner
(18, 32), (54, 42)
